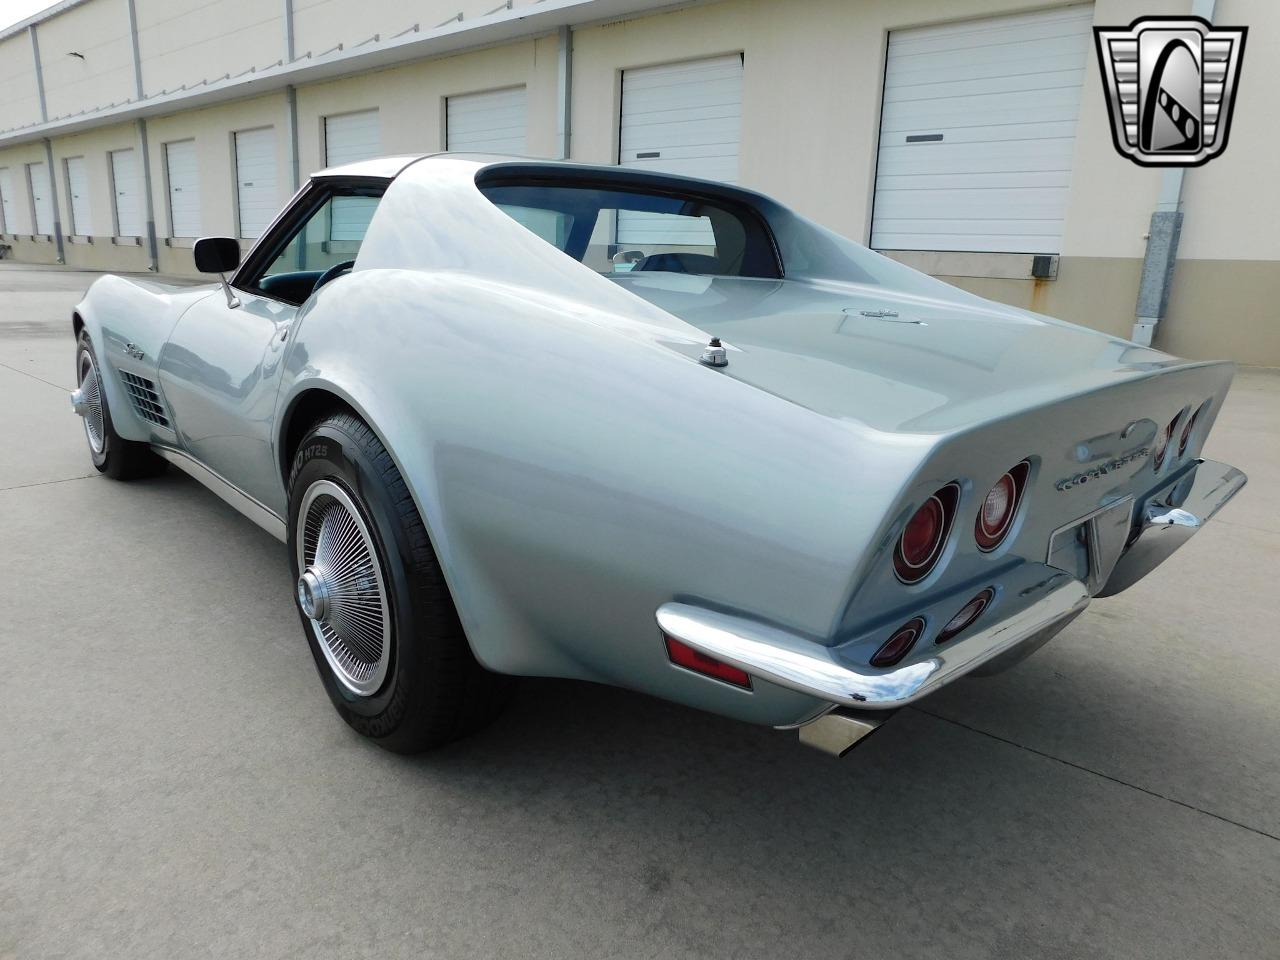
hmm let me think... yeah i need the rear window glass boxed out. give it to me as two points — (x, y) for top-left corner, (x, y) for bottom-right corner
(478, 181), (780, 278)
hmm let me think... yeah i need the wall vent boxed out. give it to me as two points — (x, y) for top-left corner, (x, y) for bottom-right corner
(119, 370), (170, 428)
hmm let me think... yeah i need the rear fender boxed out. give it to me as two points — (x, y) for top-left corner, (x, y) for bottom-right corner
(276, 268), (931, 728)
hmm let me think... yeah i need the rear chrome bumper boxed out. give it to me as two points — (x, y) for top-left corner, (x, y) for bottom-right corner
(655, 459), (1243, 713)
(656, 577), (1090, 711)
(1096, 458), (1246, 597)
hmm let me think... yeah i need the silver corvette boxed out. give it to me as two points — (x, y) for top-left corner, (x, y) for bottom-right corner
(69, 154), (1246, 756)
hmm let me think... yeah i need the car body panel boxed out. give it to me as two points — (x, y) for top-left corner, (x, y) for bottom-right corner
(71, 154), (1245, 730)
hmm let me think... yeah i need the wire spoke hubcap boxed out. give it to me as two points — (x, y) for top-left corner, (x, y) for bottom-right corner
(296, 480), (392, 697)
(77, 351), (105, 455)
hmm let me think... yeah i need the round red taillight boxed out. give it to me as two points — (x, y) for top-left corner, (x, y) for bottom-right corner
(871, 617), (925, 667)
(894, 484), (958, 584)
(1178, 406), (1201, 456)
(975, 461), (1028, 552)
(1154, 414), (1178, 470)
(936, 588), (995, 645)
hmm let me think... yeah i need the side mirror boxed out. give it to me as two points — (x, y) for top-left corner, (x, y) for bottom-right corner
(193, 236), (241, 273)
(193, 237), (242, 309)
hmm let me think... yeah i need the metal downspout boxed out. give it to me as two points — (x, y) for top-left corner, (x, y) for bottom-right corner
(556, 25), (573, 159)
(1131, 0), (1216, 346)
(30, 25), (65, 263)
(125, 0), (159, 272)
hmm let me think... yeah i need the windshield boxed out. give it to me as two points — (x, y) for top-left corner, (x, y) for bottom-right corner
(478, 182), (781, 279)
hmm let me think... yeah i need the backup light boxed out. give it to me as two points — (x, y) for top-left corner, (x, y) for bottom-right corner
(871, 617), (926, 668)
(975, 461), (1029, 552)
(664, 635), (752, 689)
(936, 588), (995, 645)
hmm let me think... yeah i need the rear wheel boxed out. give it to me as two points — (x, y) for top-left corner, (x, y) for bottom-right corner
(287, 412), (512, 752)
(74, 332), (166, 480)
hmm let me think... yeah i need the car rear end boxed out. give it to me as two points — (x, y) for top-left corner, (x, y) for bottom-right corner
(656, 357), (1246, 753)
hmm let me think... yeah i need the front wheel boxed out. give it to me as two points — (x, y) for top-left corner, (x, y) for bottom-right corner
(287, 413), (511, 752)
(74, 332), (166, 480)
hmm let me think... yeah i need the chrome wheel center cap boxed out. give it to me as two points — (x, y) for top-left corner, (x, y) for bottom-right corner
(70, 388), (87, 416)
(297, 567), (330, 621)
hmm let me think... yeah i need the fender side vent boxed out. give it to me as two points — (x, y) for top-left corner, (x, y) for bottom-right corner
(119, 370), (170, 428)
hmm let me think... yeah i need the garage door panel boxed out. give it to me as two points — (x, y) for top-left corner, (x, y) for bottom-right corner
(876, 169), (1071, 192)
(878, 122), (1083, 150)
(165, 140), (201, 238)
(235, 128), (278, 239)
(446, 88), (527, 154)
(109, 149), (142, 237)
(889, 8), (1094, 55)
(884, 68), (1086, 105)
(28, 162), (54, 235)
(65, 156), (92, 236)
(874, 188), (1069, 220)
(325, 111), (380, 167)
(619, 54), (742, 247)
(621, 58), (741, 89)
(880, 95), (1083, 132)
(872, 5), (1092, 253)
(0, 168), (16, 233)
(888, 39), (1091, 80)
(622, 75), (744, 104)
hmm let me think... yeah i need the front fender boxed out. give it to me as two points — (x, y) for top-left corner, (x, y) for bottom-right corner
(75, 275), (217, 443)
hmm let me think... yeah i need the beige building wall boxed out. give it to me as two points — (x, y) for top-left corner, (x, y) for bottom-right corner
(294, 37), (560, 174)
(143, 94), (293, 274)
(0, 32), (42, 132)
(135, 0), (286, 97)
(292, 0), (541, 58)
(37, 0), (136, 121)
(0, 0), (1275, 363)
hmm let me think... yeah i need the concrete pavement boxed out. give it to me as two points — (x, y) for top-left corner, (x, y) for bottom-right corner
(1, 262), (1277, 959)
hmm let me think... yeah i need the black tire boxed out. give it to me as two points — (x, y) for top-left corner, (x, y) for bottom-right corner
(287, 412), (512, 752)
(75, 332), (167, 480)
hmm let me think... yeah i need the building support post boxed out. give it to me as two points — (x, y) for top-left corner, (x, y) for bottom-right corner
(136, 119), (160, 273)
(42, 138), (65, 264)
(124, 0), (158, 271)
(30, 27), (65, 263)
(556, 25), (572, 160)
(285, 86), (301, 193)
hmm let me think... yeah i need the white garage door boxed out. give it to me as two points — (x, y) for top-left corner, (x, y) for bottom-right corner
(165, 139), (201, 238)
(110, 148), (143, 237)
(871, 5), (1094, 254)
(235, 127), (278, 239)
(324, 111), (381, 242)
(28, 162), (54, 236)
(446, 87), (528, 155)
(65, 156), (92, 236)
(620, 54), (742, 182)
(618, 54), (743, 247)
(0, 168), (15, 233)
(324, 110), (380, 167)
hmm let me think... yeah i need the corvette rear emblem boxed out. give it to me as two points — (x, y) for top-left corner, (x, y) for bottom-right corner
(1056, 447), (1149, 491)
(1094, 16), (1247, 167)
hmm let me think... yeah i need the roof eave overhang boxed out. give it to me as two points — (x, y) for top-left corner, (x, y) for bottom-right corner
(0, 0), (701, 148)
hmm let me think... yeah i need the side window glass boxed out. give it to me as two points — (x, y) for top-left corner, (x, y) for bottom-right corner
(258, 189), (382, 288)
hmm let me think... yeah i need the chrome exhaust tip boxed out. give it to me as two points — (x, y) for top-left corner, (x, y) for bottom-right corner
(70, 388), (87, 416)
(798, 708), (892, 758)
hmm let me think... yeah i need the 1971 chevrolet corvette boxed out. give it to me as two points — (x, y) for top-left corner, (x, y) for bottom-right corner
(69, 154), (1246, 756)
